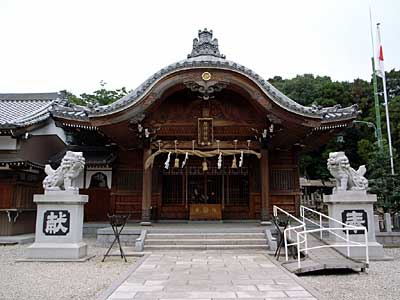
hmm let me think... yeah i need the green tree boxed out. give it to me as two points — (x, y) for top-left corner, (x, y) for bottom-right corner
(367, 143), (400, 213)
(66, 85), (130, 106)
(270, 69), (400, 182)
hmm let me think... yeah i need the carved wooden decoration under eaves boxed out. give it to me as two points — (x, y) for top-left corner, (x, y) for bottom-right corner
(183, 77), (229, 101)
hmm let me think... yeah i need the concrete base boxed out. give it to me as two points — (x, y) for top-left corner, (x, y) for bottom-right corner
(324, 191), (385, 260)
(96, 227), (140, 246)
(335, 241), (385, 260)
(110, 249), (147, 257)
(28, 242), (87, 260)
(376, 232), (400, 247)
(17, 254), (95, 262)
(26, 193), (88, 261)
(83, 222), (109, 236)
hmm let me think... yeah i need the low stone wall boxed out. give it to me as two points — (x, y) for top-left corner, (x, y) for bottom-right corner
(96, 227), (141, 246)
(376, 232), (400, 247)
(83, 223), (109, 236)
(264, 228), (277, 252)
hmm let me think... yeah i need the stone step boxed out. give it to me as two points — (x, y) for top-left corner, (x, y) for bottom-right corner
(146, 233), (265, 239)
(144, 244), (269, 250)
(145, 238), (267, 245)
(146, 228), (267, 234)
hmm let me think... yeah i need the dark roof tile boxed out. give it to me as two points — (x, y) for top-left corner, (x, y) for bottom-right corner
(0, 92), (63, 127)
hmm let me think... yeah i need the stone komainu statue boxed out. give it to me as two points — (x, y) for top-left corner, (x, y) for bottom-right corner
(327, 151), (368, 192)
(43, 151), (85, 192)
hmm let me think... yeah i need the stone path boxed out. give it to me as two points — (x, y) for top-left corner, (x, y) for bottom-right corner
(105, 251), (319, 300)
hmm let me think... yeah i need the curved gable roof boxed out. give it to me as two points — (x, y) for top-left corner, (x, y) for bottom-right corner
(89, 29), (359, 122)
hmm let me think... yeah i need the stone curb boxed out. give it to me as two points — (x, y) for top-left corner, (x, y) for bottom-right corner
(96, 254), (149, 300)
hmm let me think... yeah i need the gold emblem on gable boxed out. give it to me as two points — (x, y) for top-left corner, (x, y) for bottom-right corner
(201, 72), (211, 81)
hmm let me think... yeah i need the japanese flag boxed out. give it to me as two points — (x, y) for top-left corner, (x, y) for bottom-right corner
(376, 25), (385, 78)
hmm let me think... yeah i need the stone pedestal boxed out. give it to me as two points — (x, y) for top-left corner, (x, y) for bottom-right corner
(323, 191), (385, 260)
(26, 192), (89, 261)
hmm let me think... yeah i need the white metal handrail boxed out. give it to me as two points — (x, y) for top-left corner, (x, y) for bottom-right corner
(273, 206), (306, 262)
(300, 206), (369, 259)
(273, 205), (369, 270)
(301, 206), (362, 240)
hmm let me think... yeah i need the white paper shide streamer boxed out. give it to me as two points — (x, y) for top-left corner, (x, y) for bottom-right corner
(239, 151), (244, 167)
(217, 152), (222, 169)
(164, 152), (171, 169)
(181, 152), (189, 168)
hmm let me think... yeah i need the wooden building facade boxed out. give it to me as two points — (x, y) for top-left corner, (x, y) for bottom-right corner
(0, 29), (359, 229)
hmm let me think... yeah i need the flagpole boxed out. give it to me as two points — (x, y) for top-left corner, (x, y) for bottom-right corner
(377, 23), (395, 175)
(369, 7), (383, 150)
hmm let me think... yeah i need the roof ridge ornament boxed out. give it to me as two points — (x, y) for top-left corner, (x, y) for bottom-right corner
(188, 28), (226, 59)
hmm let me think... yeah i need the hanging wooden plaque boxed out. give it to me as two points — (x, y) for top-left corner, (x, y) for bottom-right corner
(198, 118), (213, 146)
(190, 204), (222, 221)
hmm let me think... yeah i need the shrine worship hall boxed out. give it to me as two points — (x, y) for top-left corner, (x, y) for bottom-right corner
(0, 29), (359, 227)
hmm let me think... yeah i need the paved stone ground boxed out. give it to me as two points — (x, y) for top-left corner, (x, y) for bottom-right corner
(105, 251), (319, 300)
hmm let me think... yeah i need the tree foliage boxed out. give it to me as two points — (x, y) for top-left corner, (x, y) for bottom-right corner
(66, 86), (129, 106)
(270, 71), (399, 180)
(367, 143), (400, 213)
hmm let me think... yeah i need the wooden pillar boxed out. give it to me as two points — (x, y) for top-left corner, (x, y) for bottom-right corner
(292, 146), (301, 216)
(141, 148), (152, 225)
(260, 149), (270, 221)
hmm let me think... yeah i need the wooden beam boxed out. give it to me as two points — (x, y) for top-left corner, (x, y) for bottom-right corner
(151, 140), (260, 150)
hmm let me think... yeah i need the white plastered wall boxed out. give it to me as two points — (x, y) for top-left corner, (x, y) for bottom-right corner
(0, 136), (17, 150)
(32, 119), (67, 143)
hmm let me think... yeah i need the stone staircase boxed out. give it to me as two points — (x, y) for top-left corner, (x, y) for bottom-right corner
(144, 232), (269, 250)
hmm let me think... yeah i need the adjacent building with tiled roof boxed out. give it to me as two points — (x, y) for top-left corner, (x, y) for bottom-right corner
(0, 92), (63, 128)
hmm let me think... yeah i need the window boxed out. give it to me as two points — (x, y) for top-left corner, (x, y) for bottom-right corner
(89, 172), (108, 188)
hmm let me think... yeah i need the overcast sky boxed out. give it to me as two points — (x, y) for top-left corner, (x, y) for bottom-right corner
(1, 0), (399, 95)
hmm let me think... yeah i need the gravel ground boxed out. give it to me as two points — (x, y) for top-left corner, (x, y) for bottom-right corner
(301, 248), (400, 300)
(1, 241), (399, 300)
(0, 238), (137, 300)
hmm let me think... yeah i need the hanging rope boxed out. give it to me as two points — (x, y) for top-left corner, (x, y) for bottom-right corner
(145, 148), (261, 169)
